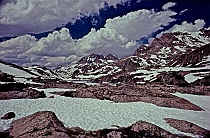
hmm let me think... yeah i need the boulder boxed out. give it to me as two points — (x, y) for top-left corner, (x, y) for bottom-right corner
(9, 111), (70, 138)
(107, 131), (122, 138)
(165, 118), (210, 137)
(131, 121), (178, 138)
(1, 112), (15, 120)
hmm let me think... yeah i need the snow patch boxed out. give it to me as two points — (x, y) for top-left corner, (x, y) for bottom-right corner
(174, 46), (186, 52)
(0, 95), (209, 136)
(184, 74), (200, 83)
(0, 63), (35, 78)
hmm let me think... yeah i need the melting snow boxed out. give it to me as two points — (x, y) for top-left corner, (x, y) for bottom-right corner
(0, 63), (35, 78)
(174, 46), (186, 52)
(0, 88), (210, 137)
(184, 74), (200, 83)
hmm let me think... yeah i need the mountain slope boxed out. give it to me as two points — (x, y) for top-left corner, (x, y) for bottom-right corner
(0, 61), (60, 84)
(50, 29), (210, 85)
(62, 29), (210, 84)
(55, 53), (120, 79)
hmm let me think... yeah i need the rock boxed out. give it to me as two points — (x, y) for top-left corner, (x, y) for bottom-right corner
(155, 71), (189, 87)
(192, 75), (210, 86)
(170, 43), (210, 67)
(9, 111), (70, 138)
(1, 112), (15, 120)
(107, 131), (122, 138)
(131, 121), (178, 138)
(105, 53), (118, 60)
(165, 118), (210, 137)
(0, 130), (10, 138)
(0, 89), (46, 100)
(77, 53), (105, 64)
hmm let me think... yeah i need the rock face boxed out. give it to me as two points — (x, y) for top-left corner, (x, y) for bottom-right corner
(0, 88), (46, 100)
(192, 75), (210, 86)
(130, 121), (178, 138)
(155, 71), (189, 87)
(0, 72), (14, 82)
(165, 118), (210, 137)
(170, 43), (210, 67)
(9, 111), (70, 138)
(1, 112), (15, 120)
(105, 53), (119, 60)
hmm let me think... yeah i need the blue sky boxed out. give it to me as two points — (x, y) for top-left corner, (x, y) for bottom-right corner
(0, 0), (209, 67)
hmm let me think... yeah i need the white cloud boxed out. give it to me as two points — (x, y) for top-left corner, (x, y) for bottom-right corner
(171, 19), (205, 32)
(0, 35), (36, 62)
(155, 19), (206, 41)
(0, 0), (130, 37)
(0, 6), (177, 67)
(179, 9), (188, 15)
(104, 9), (176, 40)
(75, 8), (176, 57)
(162, 2), (176, 10)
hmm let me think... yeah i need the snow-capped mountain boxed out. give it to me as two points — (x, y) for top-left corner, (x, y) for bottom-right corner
(23, 65), (59, 79)
(55, 53), (120, 79)
(2, 29), (210, 85)
(0, 61), (60, 84)
(122, 29), (210, 85)
(55, 29), (210, 85)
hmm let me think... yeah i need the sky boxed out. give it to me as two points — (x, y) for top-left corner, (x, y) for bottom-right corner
(0, 0), (210, 67)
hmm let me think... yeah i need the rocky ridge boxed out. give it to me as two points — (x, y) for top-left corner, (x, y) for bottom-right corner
(55, 29), (210, 86)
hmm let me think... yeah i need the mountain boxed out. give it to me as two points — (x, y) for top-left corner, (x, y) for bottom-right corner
(55, 53), (120, 79)
(55, 29), (210, 85)
(2, 29), (210, 86)
(0, 61), (60, 84)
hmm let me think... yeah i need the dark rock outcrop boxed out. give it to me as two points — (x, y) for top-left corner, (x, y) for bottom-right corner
(105, 53), (119, 60)
(0, 72), (14, 82)
(155, 71), (189, 87)
(0, 130), (10, 138)
(0, 88), (46, 100)
(192, 75), (210, 86)
(1, 112), (15, 120)
(0, 83), (27, 92)
(9, 111), (70, 138)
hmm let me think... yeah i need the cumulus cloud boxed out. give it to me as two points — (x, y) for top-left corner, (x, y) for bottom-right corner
(0, 35), (37, 64)
(104, 9), (176, 40)
(75, 8), (176, 57)
(155, 19), (206, 39)
(162, 2), (176, 10)
(171, 19), (205, 32)
(0, 5), (177, 67)
(0, 0), (130, 37)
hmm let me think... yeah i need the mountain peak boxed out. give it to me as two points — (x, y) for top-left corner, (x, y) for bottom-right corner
(77, 53), (105, 64)
(105, 53), (118, 60)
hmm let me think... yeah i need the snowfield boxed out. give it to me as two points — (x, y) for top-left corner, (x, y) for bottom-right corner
(0, 88), (210, 137)
(0, 63), (35, 78)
